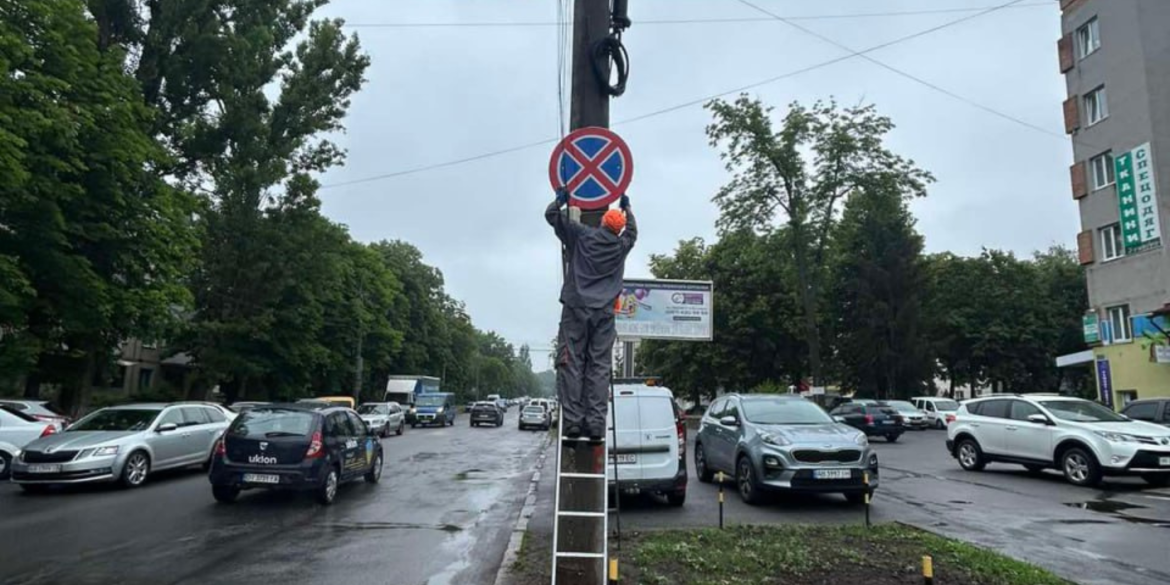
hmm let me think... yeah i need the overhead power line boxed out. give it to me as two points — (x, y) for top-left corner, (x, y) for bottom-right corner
(320, 2), (1041, 190)
(734, 0), (1071, 142)
(343, 2), (1049, 29)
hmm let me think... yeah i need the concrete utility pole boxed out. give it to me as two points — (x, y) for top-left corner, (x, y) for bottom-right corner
(556, 3), (627, 584)
(568, 0), (612, 230)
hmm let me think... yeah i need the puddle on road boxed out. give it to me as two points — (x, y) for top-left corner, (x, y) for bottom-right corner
(321, 521), (463, 533)
(948, 500), (972, 505)
(1065, 499), (1170, 529)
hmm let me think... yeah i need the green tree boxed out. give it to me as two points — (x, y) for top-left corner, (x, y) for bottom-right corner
(704, 96), (932, 386)
(0, 0), (197, 412)
(830, 183), (931, 399)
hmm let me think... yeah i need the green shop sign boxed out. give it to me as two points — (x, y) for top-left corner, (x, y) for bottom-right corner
(1114, 143), (1162, 251)
(1083, 313), (1100, 344)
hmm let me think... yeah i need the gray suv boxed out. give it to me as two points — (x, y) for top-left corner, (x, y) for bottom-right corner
(694, 394), (879, 505)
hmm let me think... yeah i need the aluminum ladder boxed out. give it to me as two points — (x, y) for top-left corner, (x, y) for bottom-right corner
(550, 407), (610, 584)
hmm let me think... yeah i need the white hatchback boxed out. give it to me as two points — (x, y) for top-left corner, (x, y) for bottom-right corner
(911, 397), (960, 429)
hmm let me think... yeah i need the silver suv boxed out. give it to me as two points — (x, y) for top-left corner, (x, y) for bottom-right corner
(695, 394), (879, 505)
(947, 395), (1170, 487)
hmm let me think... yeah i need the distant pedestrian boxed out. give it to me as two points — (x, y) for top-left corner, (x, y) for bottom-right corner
(545, 192), (637, 440)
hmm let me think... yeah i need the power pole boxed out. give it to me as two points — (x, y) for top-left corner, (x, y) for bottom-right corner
(556, 4), (630, 584)
(569, 0), (613, 229)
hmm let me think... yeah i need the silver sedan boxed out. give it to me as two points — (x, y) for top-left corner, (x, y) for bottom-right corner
(11, 402), (231, 492)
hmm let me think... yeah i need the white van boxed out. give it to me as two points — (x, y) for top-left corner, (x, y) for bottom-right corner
(911, 396), (962, 429)
(607, 384), (687, 506)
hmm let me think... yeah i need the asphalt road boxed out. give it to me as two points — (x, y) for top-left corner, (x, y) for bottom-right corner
(0, 409), (545, 585)
(516, 426), (1170, 585)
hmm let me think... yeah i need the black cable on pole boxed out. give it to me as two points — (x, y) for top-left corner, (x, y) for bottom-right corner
(592, 33), (629, 97)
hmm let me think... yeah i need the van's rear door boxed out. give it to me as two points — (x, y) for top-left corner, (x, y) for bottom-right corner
(631, 394), (679, 483)
(607, 389), (643, 482)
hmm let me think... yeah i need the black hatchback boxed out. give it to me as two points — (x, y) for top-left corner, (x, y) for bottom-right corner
(829, 400), (906, 442)
(208, 404), (383, 505)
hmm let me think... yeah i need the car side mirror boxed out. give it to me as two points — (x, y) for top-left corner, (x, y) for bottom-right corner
(157, 423), (178, 433)
(1027, 414), (1052, 426)
(833, 416), (846, 423)
(719, 416), (739, 427)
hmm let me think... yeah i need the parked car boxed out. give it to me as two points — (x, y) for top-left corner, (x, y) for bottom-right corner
(911, 397), (961, 429)
(885, 400), (929, 430)
(608, 383), (687, 507)
(411, 393), (456, 427)
(357, 402), (406, 437)
(470, 402), (504, 427)
(829, 401), (905, 442)
(0, 400), (71, 428)
(947, 395), (1170, 487)
(518, 405), (551, 431)
(696, 394), (879, 506)
(11, 402), (232, 491)
(1121, 398), (1170, 427)
(209, 404), (383, 505)
(0, 408), (60, 480)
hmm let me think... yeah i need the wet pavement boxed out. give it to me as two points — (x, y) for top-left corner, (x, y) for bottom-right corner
(511, 428), (1170, 585)
(0, 410), (545, 585)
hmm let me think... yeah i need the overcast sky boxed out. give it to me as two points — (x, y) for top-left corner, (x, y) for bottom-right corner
(313, 0), (1072, 370)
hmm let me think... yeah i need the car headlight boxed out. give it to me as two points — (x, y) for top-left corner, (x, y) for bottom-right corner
(759, 432), (791, 446)
(855, 433), (869, 446)
(1094, 430), (1138, 443)
(436, 408), (444, 414)
(93, 446), (120, 457)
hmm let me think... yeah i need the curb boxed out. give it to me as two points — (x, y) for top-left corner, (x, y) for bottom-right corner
(494, 433), (552, 585)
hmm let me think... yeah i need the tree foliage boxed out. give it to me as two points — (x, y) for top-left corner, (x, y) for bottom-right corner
(705, 96), (933, 385)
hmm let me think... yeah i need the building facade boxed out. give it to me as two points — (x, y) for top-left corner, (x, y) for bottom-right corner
(1061, 0), (1170, 406)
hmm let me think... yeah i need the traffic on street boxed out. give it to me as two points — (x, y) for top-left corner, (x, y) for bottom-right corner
(0, 408), (544, 585)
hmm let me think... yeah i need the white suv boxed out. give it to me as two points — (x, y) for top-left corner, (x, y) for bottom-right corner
(947, 395), (1170, 487)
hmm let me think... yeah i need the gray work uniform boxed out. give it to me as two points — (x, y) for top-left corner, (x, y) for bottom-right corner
(546, 201), (638, 432)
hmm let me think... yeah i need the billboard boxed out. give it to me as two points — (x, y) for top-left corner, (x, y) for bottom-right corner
(1114, 142), (1162, 252)
(615, 279), (713, 341)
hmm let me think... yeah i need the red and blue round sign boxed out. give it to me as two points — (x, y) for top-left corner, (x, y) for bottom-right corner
(548, 127), (634, 210)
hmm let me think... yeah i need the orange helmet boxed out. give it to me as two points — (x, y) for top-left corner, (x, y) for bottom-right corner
(602, 209), (626, 234)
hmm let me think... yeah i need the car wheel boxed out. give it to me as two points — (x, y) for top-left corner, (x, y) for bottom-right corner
(396, 422), (404, 436)
(365, 453), (383, 484)
(411, 423), (417, 429)
(212, 485), (240, 503)
(1061, 447), (1102, 487)
(317, 467), (340, 505)
(934, 419), (945, 430)
(695, 444), (714, 483)
(1141, 473), (1170, 487)
(885, 434), (900, 443)
(666, 490), (686, 507)
(0, 450), (12, 481)
(736, 456), (763, 506)
(1023, 464), (1046, 474)
(120, 451), (151, 488)
(956, 439), (986, 471)
(844, 491), (868, 505)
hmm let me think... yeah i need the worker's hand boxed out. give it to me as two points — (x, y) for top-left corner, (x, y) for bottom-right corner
(556, 188), (569, 206)
(619, 194), (630, 211)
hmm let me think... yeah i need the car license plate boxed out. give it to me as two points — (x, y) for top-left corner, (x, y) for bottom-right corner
(1160, 457), (1170, 467)
(813, 469), (852, 480)
(28, 464), (61, 474)
(609, 454), (636, 464)
(243, 473), (280, 485)
(881, 420), (893, 424)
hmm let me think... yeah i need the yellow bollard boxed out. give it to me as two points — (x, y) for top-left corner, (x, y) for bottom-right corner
(609, 558), (619, 582)
(923, 555), (934, 585)
(716, 471), (725, 529)
(862, 472), (871, 527)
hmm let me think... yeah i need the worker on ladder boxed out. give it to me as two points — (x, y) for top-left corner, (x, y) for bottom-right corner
(545, 190), (637, 441)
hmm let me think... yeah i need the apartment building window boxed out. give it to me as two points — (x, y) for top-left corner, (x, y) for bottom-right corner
(1090, 151), (1114, 189)
(1099, 223), (1123, 261)
(1077, 17), (1100, 59)
(1085, 86), (1108, 126)
(1106, 304), (1132, 342)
